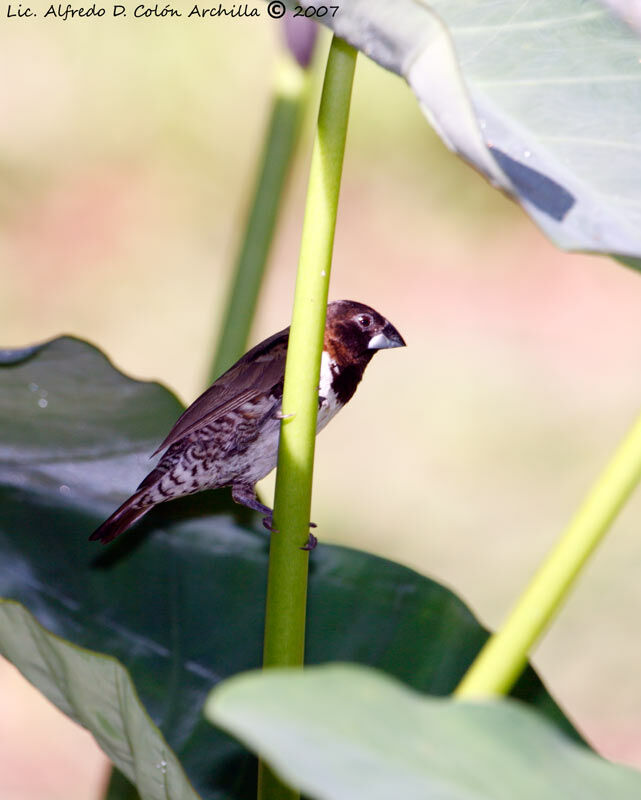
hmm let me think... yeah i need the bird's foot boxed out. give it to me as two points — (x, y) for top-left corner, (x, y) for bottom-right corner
(232, 483), (272, 514)
(261, 517), (316, 547)
(275, 411), (295, 420)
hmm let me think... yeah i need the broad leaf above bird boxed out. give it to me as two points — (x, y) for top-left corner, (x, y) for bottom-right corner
(90, 300), (405, 549)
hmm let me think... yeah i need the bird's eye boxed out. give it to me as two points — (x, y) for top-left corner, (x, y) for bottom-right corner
(357, 314), (372, 328)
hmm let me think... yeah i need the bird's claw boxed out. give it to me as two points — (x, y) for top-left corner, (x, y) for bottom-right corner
(300, 532), (318, 551)
(262, 516), (279, 533)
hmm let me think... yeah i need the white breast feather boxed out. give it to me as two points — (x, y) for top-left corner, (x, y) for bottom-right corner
(316, 351), (342, 432)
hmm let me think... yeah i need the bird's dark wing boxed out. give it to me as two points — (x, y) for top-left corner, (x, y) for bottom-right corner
(152, 327), (289, 456)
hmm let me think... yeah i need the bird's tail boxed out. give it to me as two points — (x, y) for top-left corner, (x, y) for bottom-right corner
(89, 494), (150, 544)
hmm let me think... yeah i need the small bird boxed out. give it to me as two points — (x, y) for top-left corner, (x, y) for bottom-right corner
(90, 300), (405, 548)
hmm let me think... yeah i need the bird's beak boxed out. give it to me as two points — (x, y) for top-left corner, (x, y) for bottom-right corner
(368, 323), (406, 350)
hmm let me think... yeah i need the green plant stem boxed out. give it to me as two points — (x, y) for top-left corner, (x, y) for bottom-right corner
(207, 54), (311, 382)
(456, 409), (641, 699)
(257, 36), (357, 800)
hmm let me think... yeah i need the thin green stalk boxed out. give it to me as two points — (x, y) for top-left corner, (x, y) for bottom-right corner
(207, 54), (312, 382)
(456, 408), (641, 699)
(257, 36), (357, 800)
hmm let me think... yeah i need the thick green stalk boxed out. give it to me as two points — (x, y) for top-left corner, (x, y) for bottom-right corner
(207, 54), (311, 382)
(456, 409), (641, 699)
(258, 36), (357, 800)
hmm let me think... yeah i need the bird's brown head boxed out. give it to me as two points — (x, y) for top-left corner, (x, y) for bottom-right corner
(324, 300), (405, 367)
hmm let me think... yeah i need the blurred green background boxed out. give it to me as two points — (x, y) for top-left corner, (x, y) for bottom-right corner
(2, 12), (641, 800)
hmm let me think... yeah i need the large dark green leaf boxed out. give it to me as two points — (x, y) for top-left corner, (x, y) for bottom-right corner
(0, 600), (199, 800)
(0, 337), (580, 800)
(208, 665), (641, 800)
(290, 0), (641, 267)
